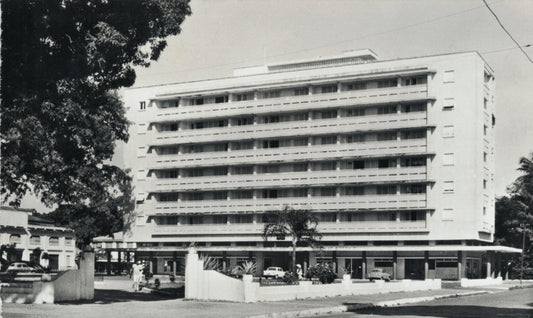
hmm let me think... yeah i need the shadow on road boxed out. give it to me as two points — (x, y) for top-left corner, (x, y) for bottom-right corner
(352, 305), (533, 317)
(56, 288), (184, 305)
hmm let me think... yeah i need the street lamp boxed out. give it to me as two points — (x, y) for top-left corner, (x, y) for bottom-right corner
(520, 223), (528, 285)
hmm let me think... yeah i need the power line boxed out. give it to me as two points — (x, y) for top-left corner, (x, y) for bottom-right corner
(482, 0), (533, 64)
(138, 1), (504, 78)
(482, 44), (532, 55)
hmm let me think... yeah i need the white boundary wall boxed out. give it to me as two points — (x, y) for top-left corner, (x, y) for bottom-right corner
(460, 277), (502, 287)
(184, 248), (441, 303)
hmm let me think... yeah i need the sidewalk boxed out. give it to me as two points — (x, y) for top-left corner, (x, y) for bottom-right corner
(2, 279), (532, 318)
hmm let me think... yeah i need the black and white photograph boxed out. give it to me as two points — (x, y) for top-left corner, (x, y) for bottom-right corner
(1, 0), (532, 317)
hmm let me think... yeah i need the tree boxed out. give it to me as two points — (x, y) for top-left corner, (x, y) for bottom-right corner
(495, 153), (533, 278)
(1, 0), (191, 244)
(263, 206), (322, 275)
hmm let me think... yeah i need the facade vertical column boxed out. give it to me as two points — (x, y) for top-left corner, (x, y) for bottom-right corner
(392, 251), (398, 280)
(486, 251), (493, 278)
(222, 251), (227, 271)
(117, 250), (122, 274)
(424, 251), (429, 279)
(332, 251), (338, 273)
(362, 251), (367, 279)
(106, 250), (112, 275)
(457, 251), (466, 280)
(255, 251), (264, 274)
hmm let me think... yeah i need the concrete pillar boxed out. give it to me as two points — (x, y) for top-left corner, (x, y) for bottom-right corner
(332, 251), (338, 274)
(255, 251), (264, 275)
(486, 251), (493, 278)
(79, 250), (95, 300)
(106, 250), (112, 276)
(222, 251), (227, 271)
(117, 250), (122, 274)
(362, 251), (367, 279)
(309, 251), (317, 267)
(392, 251), (398, 280)
(424, 251), (429, 279)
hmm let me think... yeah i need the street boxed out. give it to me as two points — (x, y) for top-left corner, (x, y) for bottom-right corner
(314, 288), (533, 318)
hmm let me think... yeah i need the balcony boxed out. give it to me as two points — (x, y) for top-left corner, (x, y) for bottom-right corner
(150, 84), (430, 122)
(145, 166), (427, 192)
(150, 111), (429, 146)
(145, 194), (427, 215)
(150, 139), (428, 169)
(150, 219), (427, 236)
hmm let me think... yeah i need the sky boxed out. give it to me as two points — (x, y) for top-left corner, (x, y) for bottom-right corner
(20, 0), (533, 210)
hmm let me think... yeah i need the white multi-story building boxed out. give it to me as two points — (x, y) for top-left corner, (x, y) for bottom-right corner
(122, 50), (519, 280)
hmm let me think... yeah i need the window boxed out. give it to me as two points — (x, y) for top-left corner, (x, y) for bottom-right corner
(401, 184), (426, 194)
(30, 236), (41, 245)
(377, 212), (396, 221)
(264, 115), (279, 123)
(443, 70), (454, 83)
(214, 143), (229, 152)
(483, 179), (487, 189)
(213, 216), (228, 224)
(377, 131), (397, 141)
(262, 189), (278, 198)
(262, 91), (280, 99)
(139, 101), (146, 110)
(483, 125), (488, 136)
(233, 166), (253, 175)
(344, 186), (364, 196)
(377, 185), (396, 195)
(160, 193), (180, 201)
(213, 191), (228, 200)
(214, 95), (228, 104)
(403, 76), (427, 86)
(137, 169), (147, 180)
(483, 207), (487, 215)
(65, 237), (74, 246)
(191, 98), (204, 105)
(263, 140), (279, 148)
(293, 137), (308, 146)
(378, 159), (395, 168)
(443, 125), (454, 138)
(377, 105), (397, 114)
(319, 188), (336, 197)
(159, 146), (179, 155)
(292, 188), (308, 197)
(261, 165), (280, 174)
(401, 157), (426, 167)
(318, 213), (336, 222)
(401, 103), (426, 113)
(443, 153), (454, 165)
(234, 215), (253, 224)
(316, 110), (337, 119)
(233, 190), (253, 199)
(443, 98), (455, 110)
(293, 163), (308, 172)
(346, 108), (365, 117)
(320, 135), (337, 145)
(483, 152), (487, 162)
(232, 141), (253, 150)
(377, 79), (397, 88)
(443, 181), (454, 193)
(319, 84), (337, 94)
(319, 162), (336, 171)
(9, 234), (21, 244)
(346, 82), (366, 91)
(235, 92), (253, 101)
(401, 211), (419, 221)
(294, 87), (309, 96)
(352, 160), (365, 170)
(213, 167), (228, 175)
(346, 134), (365, 143)
(137, 147), (146, 157)
(401, 130), (425, 139)
(236, 117), (253, 126)
(49, 237), (59, 246)
(442, 208), (454, 221)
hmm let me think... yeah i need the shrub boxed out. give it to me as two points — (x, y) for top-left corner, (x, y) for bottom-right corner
(306, 263), (337, 284)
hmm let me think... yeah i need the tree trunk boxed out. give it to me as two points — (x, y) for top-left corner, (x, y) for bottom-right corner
(292, 242), (297, 275)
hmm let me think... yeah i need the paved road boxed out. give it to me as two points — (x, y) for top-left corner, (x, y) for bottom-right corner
(313, 288), (533, 318)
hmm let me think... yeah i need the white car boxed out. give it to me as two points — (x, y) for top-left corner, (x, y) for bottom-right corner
(6, 262), (38, 273)
(262, 267), (285, 278)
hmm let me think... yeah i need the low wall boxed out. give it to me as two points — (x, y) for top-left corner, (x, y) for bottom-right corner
(184, 247), (441, 303)
(0, 251), (94, 304)
(460, 277), (502, 287)
(245, 279), (441, 302)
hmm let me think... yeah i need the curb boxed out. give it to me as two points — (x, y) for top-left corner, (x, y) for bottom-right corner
(248, 291), (490, 318)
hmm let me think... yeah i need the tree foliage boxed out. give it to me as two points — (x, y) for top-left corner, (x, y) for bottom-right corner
(1, 0), (191, 243)
(495, 153), (533, 278)
(263, 206), (322, 275)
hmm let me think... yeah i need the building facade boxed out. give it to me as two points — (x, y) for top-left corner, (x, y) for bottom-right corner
(0, 206), (77, 271)
(123, 50), (519, 279)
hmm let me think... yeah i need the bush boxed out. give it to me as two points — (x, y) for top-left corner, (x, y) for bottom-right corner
(306, 263), (337, 284)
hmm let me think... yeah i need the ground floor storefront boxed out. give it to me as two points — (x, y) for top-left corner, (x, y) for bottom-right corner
(133, 245), (521, 280)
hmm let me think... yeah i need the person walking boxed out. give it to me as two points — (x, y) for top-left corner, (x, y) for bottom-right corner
(131, 261), (143, 292)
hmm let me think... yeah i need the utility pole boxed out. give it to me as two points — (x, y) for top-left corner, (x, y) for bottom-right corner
(520, 223), (526, 286)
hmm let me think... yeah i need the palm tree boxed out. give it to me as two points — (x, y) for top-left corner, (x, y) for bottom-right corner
(263, 206), (322, 275)
(513, 153), (533, 200)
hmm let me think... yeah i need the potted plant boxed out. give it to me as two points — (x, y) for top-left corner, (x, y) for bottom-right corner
(342, 265), (352, 281)
(239, 260), (256, 282)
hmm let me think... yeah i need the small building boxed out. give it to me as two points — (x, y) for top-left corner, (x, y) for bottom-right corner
(93, 232), (137, 275)
(0, 206), (77, 271)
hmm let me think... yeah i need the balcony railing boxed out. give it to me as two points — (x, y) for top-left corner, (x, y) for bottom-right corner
(150, 112), (428, 146)
(150, 139), (427, 169)
(151, 219), (427, 235)
(150, 84), (430, 122)
(145, 166), (427, 192)
(145, 194), (427, 215)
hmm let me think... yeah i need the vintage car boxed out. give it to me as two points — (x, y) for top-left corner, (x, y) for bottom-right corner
(368, 268), (391, 281)
(262, 266), (286, 278)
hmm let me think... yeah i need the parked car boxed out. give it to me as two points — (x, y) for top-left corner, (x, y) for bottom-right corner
(262, 267), (285, 278)
(6, 262), (44, 273)
(368, 268), (391, 281)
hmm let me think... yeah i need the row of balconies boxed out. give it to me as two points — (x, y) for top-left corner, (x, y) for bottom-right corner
(143, 166), (427, 192)
(149, 139), (428, 169)
(149, 84), (431, 122)
(143, 193), (428, 215)
(151, 219), (428, 235)
(148, 111), (429, 146)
